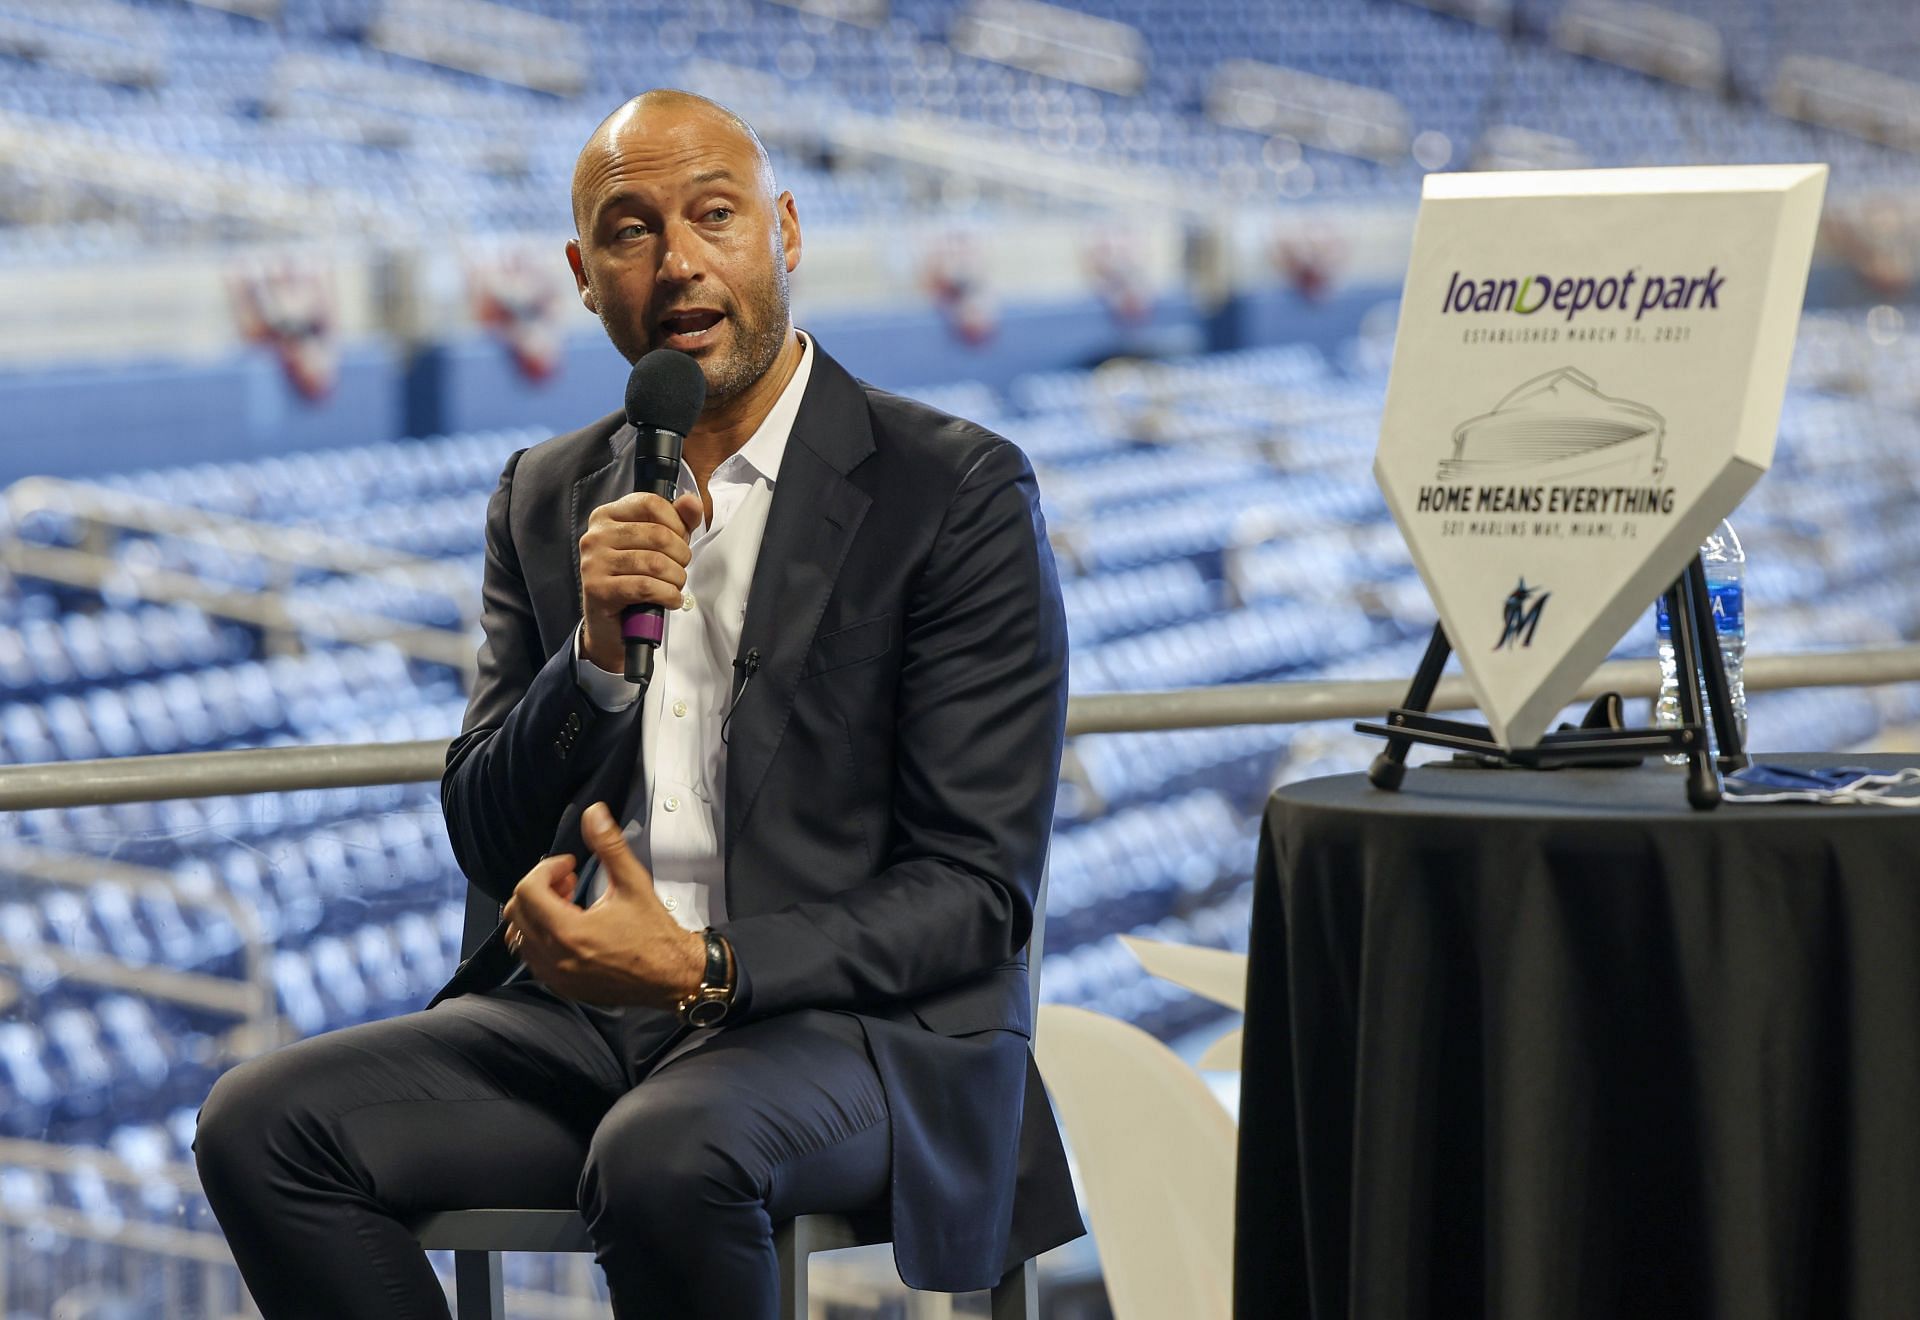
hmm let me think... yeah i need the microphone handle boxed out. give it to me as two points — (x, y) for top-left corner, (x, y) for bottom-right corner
(622, 428), (686, 685)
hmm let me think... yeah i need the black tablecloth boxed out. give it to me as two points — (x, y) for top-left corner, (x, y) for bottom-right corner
(1235, 754), (1920, 1320)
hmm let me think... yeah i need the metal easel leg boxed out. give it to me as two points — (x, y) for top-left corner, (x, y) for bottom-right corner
(1685, 556), (1749, 770)
(1666, 567), (1722, 809)
(1368, 624), (1453, 790)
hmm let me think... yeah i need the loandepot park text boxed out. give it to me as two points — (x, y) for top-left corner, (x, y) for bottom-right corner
(1440, 268), (1727, 323)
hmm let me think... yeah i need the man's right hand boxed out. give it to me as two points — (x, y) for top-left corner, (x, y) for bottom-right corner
(578, 490), (706, 675)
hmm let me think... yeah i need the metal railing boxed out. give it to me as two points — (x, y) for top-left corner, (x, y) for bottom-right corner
(1, 643), (1918, 810)
(0, 842), (270, 1023)
(0, 476), (481, 676)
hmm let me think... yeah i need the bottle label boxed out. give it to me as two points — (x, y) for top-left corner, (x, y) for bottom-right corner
(1709, 581), (1744, 634)
(1654, 582), (1743, 638)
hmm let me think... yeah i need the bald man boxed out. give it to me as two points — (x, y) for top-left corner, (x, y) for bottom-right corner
(193, 90), (1082, 1319)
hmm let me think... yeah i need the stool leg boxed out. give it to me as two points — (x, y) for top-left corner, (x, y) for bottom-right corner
(989, 1259), (1037, 1320)
(452, 1250), (502, 1320)
(776, 1220), (808, 1320)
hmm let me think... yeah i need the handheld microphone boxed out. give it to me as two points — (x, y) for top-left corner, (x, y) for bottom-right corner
(620, 349), (707, 686)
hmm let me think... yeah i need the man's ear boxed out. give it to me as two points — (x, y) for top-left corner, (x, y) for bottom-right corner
(566, 238), (598, 314)
(778, 191), (802, 276)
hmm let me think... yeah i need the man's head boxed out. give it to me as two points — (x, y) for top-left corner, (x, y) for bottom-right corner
(566, 91), (801, 405)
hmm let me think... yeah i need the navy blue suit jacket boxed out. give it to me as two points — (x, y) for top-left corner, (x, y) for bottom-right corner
(427, 341), (1083, 1289)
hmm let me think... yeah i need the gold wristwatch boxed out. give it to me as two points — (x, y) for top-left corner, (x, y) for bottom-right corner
(677, 929), (735, 1028)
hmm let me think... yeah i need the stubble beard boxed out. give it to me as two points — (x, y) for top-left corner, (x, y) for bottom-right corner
(696, 258), (791, 405)
(597, 259), (791, 407)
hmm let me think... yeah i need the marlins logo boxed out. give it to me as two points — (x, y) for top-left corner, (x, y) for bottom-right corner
(1496, 578), (1549, 649)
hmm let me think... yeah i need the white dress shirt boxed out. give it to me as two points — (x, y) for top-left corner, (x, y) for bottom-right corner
(571, 332), (813, 923)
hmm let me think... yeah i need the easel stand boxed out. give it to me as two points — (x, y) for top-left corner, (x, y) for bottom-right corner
(1356, 556), (1750, 810)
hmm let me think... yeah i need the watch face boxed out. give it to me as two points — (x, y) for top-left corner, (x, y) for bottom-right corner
(686, 994), (729, 1029)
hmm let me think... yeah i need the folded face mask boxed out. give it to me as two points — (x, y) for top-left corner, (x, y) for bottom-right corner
(1724, 764), (1920, 805)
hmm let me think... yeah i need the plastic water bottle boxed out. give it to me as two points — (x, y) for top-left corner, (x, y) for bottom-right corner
(1654, 518), (1746, 761)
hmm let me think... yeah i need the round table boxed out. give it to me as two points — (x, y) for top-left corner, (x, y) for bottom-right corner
(1235, 754), (1920, 1320)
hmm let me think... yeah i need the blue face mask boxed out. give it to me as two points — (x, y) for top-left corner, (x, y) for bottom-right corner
(1725, 763), (1920, 805)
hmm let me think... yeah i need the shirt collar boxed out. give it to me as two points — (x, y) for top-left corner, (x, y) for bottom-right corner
(718, 329), (812, 488)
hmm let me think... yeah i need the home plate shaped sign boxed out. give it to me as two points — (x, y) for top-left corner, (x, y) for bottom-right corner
(1375, 164), (1827, 749)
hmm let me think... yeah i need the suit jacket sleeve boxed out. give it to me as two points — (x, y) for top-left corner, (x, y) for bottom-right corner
(718, 439), (1067, 1022)
(441, 449), (634, 905)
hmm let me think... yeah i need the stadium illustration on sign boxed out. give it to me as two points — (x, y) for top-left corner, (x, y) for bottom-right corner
(1439, 367), (1667, 485)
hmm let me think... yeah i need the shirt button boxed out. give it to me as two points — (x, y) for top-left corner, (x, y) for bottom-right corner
(672, 700), (688, 718)
(681, 592), (696, 612)
(663, 896), (678, 912)
(663, 795), (680, 812)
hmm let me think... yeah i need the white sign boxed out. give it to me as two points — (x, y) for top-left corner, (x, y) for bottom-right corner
(1375, 164), (1827, 748)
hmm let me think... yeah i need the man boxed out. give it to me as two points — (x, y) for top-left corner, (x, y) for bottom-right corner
(193, 89), (1081, 1318)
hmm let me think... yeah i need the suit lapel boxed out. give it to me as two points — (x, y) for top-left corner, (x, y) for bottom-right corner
(559, 422), (646, 873)
(570, 422), (635, 620)
(725, 348), (874, 858)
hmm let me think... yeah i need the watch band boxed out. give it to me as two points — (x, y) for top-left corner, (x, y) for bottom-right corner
(678, 929), (735, 1028)
(702, 929), (731, 995)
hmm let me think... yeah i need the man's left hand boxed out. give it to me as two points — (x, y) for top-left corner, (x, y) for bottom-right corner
(501, 801), (707, 1009)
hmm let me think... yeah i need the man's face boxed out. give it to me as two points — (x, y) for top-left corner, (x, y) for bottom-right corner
(567, 105), (801, 404)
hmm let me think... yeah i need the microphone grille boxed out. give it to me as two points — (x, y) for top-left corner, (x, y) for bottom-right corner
(624, 349), (707, 437)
